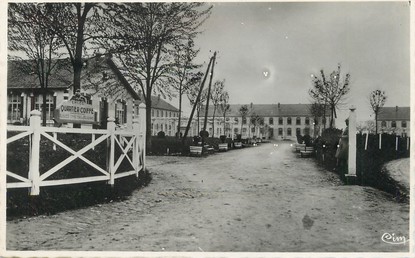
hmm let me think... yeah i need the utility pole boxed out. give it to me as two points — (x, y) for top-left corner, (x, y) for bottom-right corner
(182, 55), (214, 143)
(202, 51), (217, 146)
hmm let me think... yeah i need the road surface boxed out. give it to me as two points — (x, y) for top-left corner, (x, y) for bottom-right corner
(6, 141), (409, 252)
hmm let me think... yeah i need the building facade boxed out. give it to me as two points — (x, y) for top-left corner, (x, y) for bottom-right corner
(197, 103), (330, 140)
(377, 106), (410, 136)
(7, 55), (179, 134)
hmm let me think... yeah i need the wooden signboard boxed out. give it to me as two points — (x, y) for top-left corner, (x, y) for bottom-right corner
(54, 96), (97, 124)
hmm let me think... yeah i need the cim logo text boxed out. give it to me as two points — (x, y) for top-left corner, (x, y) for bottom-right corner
(381, 233), (409, 245)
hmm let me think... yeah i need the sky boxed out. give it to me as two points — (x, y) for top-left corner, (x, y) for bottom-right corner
(177, 1), (411, 127)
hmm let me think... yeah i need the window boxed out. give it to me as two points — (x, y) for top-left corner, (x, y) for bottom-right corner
(269, 117), (274, 125)
(161, 110), (164, 117)
(242, 128), (247, 133)
(234, 117), (239, 123)
(251, 127), (255, 133)
(402, 121), (407, 128)
(63, 89), (69, 100)
(156, 124), (159, 131)
(35, 94), (54, 121)
(304, 128), (310, 135)
(391, 121), (396, 128)
(115, 100), (125, 124)
(296, 128), (301, 136)
(305, 117), (310, 125)
(278, 117), (283, 125)
(157, 110), (159, 117)
(381, 121), (386, 127)
(278, 128), (283, 136)
(8, 94), (22, 122)
(161, 124), (163, 131)
(296, 117), (301, 125)
(242, 117), (247, 125)
(287, 128), (292, 136)
(287, 117), (292, 125)
(234, 128), (238, 134)
(313, 119), (318, 125)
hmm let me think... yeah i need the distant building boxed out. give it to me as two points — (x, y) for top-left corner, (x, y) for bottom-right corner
(7, 55), (179, 134)
(377, 106), (410, 136)
(198, 103), (330, 140)
(135, 95), (179, 136)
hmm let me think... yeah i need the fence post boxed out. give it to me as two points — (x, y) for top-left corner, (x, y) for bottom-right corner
(407, 137), (410, 151)
(395, 136), (399, 151)
(107, 117), (116, 186)
(379, 133), (382, 149)
(139, 103), (146, 171)
(346, 106), (357, 184)
(29, 110), (41, 195)
(133, 118), (140, 177)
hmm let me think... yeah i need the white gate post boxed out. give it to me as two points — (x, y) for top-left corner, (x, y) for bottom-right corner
(107, 117), (116, 186)
(346, 106), (357, 183)
(29, 110), (41, 195)
(132, 118), (140, 177)
(139, 103), (146, 171)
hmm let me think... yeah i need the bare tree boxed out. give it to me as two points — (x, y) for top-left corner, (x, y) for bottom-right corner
(309, 64), (350, 128)
(238, 105), (249, 136)
(168, 39), (201, 138)
(45, 3), (105, 93)
(109, 3), (212, 146)
(369, 89), (387, 134)
(218, 91), (231, 136)
(309, 102), (326, 135)
(8, 3), (65, 126)
(210, 79), (225, 137)
(186, 73), (205, 133)
(250, 113), (264, 139)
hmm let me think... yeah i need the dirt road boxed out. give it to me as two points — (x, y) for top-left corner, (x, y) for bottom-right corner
(6, 141), (409, 252)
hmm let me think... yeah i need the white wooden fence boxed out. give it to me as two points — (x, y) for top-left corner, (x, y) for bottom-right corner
(6, 104), (146, 195)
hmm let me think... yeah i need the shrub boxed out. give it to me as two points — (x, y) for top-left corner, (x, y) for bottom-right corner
(157, 131), (166, 138)
(302, 134), (313, 146)
(296, 134), (303, 144)
(199, 130), (209, 138)
(236, 134), (242, 141)
(193, 136), (201, 145)
(219, 135), (227, 143)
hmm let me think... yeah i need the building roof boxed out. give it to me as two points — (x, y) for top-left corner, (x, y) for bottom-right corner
(200, 103), (319, 117)
(8, 59), (72, 90)
(135, 95), (179, 112)
(8, 56), (140, 100)
(377, 106), (410, 121)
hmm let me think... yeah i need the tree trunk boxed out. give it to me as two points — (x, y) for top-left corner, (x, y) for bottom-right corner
(223, 114), (226, 136)
(42, 89), (47, 126)
(212, 108), (216, 137)
(177, 88), (182, 138)
(375, 112), (378, 134)
(145, 97), (152, 149)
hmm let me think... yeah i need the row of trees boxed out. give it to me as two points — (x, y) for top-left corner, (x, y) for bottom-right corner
(8, 3), (214, 146)
(237, 104), (265, 139)
(308, 64), (387, 134)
